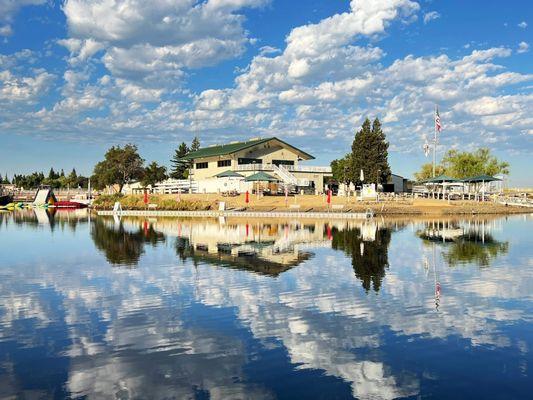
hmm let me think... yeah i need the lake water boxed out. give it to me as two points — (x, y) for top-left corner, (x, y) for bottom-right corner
(0, 210), (532, 399)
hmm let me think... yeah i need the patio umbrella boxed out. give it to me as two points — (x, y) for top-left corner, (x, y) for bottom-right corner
(214, 170), (244, 178)
(245, 172), (278, 196)
(245, 172), (278, 182)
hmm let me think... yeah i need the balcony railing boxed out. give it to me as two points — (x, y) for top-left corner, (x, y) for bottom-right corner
(235, 164), (331, 173)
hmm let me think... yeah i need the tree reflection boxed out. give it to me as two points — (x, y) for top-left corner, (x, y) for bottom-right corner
(418, 221), (509, 267)
(91, 219), (165, 266)
(331, 226), (392, 292)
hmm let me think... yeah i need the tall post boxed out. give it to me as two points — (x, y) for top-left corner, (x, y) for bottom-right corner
(432, 104), (437, 178)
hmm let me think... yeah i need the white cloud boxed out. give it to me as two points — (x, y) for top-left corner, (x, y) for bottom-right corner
(517, 21), (527, 29)
(0, 69), (54, 103)
(0, 0), (46, 36)
(423, 11), (440, 24)
(61, 0), (269, 85)
(517, 41), (529, 54)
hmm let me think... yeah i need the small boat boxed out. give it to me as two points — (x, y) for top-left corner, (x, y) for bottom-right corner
(53, 201), (88, 209)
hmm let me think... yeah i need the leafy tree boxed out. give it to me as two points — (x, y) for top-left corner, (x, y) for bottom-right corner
(170, 142), (189, 179)
(441, 148), (509, 178)
(330, 155), (352, 184)
(414, 163), (446, 181)
(141, 161), (167, 187)
(191, 136), (200, 152)
(60, 169), (65, 177)
(350, 117), (391, 185)
(92, 144), (145, 192)
(414, 148), (509, 181)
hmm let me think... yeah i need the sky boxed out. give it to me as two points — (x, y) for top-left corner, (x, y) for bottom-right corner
(0, 0), (531, 185)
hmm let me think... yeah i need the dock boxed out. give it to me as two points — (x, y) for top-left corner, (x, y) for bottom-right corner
(96, 210), (373, 219)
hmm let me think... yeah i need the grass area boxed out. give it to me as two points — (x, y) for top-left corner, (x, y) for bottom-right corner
(92, 193), (528, 215)
(92, 194), (212, 211)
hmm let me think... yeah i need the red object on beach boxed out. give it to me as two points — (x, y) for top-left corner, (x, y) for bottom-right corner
(327, 189), (332, 204)
(54, 201), (88, 209)
(245, 190), (249, 203)
(144, 190), (149, 204)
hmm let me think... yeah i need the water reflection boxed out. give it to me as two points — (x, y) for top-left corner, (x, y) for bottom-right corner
(91, 218), (165, 266)
(0, 213), (531, 399)
(331, 221), (397, 292)
(418, 219), (509, 267)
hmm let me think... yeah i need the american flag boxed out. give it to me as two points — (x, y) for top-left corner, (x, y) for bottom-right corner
(435, 107), (442, 133)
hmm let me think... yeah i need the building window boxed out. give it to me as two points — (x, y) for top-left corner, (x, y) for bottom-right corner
(217, 159), (231, 167)
(238, 158), (262, 165)
(196, 162), (208, 169)
(273, 160), (294, 166)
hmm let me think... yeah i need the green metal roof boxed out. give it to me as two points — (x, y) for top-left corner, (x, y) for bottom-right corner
(214, 170), (244, 178)
(180, 137), (314, 160)
(421, 174), (461, 183)
(462, 174), (501, 183)
(245, 172), (278, 182)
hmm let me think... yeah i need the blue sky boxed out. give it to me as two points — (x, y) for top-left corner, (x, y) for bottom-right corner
(0, 0), (531, 185)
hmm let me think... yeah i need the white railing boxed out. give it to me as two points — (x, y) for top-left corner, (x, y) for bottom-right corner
(235, 164), (331, 173)
(272, 164), (298, 185)
(154, 179), (198, 194)
(287, 165), (331, 173)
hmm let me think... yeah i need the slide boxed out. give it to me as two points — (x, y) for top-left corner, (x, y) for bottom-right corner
(33, 188), (57, 206)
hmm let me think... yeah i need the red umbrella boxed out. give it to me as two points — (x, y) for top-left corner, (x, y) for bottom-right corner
(245, 190), (250, 204)
(327, 189), (332, 204)
(143, 189), (149, 205)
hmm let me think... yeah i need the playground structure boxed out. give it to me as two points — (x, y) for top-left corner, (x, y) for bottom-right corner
(33, 186), (57, 206)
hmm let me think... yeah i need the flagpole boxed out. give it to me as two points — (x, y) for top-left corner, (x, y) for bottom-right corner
(432, 104), (437, 178)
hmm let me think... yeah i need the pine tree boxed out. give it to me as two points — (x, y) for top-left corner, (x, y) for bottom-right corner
(191, 136), (200, 152)
(350, 117), (391, 185)
(170, 142), (190, 179)
(48, 167), (57, 180)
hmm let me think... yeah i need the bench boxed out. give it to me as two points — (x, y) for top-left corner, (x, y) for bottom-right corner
(147, 203), (158, 210)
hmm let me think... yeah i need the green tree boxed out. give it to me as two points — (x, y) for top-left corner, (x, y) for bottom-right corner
(414, 163), (446, 181)
(191, 136), (200, 152)
(414, 148), (509, 181)
(170, 142), (189, 179)
(141, 161), (167, 187)
(350, 117), (391, 185)
(330, 155), (352, 184)
(441, 148), (509, 179)
(92, 144), (145, 192)
(48, 167), (58, 180)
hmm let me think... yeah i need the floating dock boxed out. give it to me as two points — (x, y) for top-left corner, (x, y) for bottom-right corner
(96, 210), (373, 219)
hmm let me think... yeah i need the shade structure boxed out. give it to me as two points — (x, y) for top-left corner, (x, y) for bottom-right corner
(462, 174), (501, 183)
(214, 170), (244, 178)
(245, 172), (278, 182)
(423, 174), (461, 183)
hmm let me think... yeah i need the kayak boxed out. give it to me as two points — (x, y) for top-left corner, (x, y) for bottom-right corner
(53, 201), (88, 209)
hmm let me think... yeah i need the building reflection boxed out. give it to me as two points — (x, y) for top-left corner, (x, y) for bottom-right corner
(418, 219), (509, 267)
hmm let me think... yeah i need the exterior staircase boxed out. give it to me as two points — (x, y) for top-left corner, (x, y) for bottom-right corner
(272, 164), (309, 187)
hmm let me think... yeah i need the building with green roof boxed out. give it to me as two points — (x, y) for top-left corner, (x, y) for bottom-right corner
(181, 137), (331, 193)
